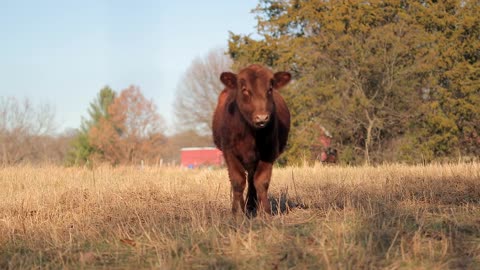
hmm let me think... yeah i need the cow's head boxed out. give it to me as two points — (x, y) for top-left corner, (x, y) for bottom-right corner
(220, 64), (291, 129)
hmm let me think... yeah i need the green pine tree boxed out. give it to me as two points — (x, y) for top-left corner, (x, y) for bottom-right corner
(66, 86), (116, 165)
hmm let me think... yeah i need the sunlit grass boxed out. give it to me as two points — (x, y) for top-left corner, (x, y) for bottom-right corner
(1, 163), (479, 269)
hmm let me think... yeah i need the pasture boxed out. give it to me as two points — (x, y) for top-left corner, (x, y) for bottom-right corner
(1, 163), (480, 269)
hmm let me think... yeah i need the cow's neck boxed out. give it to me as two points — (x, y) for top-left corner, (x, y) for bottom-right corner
(231, 103), (279, 164)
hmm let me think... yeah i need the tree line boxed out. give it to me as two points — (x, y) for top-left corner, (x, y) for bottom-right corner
(0, 86), (212, 166)
(228, 0), (479, 164)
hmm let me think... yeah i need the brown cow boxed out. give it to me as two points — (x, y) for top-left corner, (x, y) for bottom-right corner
(212, 64), (291, 216)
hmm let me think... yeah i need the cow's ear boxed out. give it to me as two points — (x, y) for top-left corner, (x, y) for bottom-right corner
(273, 72), (291, 89)
(220, 72), (237, 89)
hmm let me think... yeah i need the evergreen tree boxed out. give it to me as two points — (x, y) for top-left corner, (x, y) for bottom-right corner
(414, 0), (480, 160)
(66, 86), (116, 165)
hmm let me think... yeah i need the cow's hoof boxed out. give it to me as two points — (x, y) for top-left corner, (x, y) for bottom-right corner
(246, 206), (257, 218)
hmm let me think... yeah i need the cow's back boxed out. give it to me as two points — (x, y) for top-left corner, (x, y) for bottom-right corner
(212, 89), (229, 151)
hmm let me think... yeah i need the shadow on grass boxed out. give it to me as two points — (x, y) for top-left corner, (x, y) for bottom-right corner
(243, 189), (308, 218)
(306, 175), (480, 268)
(269, 190), (308, 216)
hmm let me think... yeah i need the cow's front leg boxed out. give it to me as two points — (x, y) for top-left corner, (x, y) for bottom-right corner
(253, 161), (273, 215)
(224, 153), (246, 214)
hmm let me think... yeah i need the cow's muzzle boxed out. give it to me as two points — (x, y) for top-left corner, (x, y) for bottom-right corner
(254, 114), (270, 128)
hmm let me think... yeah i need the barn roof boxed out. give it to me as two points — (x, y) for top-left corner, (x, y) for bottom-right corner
(180, 147), (218, 151)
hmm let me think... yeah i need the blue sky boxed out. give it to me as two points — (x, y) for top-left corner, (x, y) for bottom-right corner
(0, 0), (258, 134)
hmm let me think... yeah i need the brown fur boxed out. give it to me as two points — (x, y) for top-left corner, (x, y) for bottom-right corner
(212, 64), (291, 216)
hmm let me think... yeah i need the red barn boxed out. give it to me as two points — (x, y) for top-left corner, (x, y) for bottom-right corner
(180, 147), (223, 168)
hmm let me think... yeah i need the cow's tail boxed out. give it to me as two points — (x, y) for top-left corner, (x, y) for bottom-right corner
(246, 172), (257, 217)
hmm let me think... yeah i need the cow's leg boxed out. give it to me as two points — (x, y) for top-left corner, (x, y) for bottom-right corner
(253, 161), (273, 215)
(246, 168), (258, 217)
(225, 154), (246, 214)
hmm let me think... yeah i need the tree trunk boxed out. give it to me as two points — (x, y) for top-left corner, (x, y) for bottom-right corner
(365, 110), (376, 165)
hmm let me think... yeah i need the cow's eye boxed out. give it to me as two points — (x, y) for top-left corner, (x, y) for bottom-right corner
(268, 84), (273, 95)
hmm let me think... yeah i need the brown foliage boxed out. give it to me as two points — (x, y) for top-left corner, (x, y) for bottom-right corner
(89, 86), (166, 165)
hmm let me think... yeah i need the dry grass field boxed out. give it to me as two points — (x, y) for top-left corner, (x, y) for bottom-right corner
(1, 163), (480, 269)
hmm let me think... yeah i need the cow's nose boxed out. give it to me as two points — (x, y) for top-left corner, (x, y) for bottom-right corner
(254, 114), (270, 127)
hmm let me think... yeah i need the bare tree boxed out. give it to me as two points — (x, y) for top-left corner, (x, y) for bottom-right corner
(173, 48), (232, 134)
(0, 97), (56, 165)
(89, 86), (167, 165)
